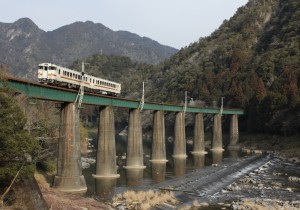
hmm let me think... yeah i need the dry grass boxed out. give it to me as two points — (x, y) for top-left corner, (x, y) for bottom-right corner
(34, 171), (51, 189)
(112, 190), (177, 209)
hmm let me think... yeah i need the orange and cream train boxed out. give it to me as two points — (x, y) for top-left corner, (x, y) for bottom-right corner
(38, 63), (121, 96)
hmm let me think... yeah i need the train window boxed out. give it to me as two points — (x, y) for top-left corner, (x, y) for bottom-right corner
(59, 70), (61, 74)
(38, 66), (43, 70)
(45, 67), (48, 70)
(93, 79), (95, 83)
(50, 66), (56, 70)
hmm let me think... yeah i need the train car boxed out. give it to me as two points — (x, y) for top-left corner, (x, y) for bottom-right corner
(37, 63), (121, 95)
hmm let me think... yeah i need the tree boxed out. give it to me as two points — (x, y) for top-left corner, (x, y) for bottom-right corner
(0, 88), (39, 192)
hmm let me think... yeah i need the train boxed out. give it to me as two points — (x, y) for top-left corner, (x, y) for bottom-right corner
(37, 63), (121, 96)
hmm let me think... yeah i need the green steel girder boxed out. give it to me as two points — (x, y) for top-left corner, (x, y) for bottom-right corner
(3, 77), (244, 115)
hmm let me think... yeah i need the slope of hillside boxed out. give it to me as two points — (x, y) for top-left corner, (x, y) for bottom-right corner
(148, 0), (300, 134)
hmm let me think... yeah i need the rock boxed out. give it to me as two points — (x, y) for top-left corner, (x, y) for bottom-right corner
(288, 176), (300, 182)
(226, 183), (241, 191)
(258, 183), (264, 189)
(230, 203), (240, 210)
(288, 157), (300, 164)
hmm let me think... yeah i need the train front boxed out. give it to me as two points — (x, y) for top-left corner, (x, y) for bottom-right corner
(38, 63), (57, 84)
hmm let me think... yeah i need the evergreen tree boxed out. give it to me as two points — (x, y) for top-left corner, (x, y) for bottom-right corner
(0, 87), (39, 191)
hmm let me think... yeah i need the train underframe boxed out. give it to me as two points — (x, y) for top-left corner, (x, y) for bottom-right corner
(39, 79), (118, 97)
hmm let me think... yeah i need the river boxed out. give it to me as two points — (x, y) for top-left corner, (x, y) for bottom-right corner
(82, 133), (247, 202)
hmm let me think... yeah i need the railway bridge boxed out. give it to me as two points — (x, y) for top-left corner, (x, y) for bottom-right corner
(3, 77), (243, 192)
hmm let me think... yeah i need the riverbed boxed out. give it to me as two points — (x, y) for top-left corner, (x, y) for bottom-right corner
(80, 134), (300, 209)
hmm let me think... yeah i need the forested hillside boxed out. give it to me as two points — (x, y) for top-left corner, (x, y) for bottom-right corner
(147, 0), (300, 135)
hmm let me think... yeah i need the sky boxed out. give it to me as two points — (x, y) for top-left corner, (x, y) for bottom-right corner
(1, 0), (248, 49)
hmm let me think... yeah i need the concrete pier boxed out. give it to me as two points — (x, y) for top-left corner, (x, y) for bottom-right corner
(228, 114), (240, 150)
(95, 178), (117, 200)
(125, 109), (146, 169)
(151, 110), (167, 162)
(212, 150), (223, 164)
(53, 103), (87, 192)
(93, 106), (119, 178)
(211, 113), (224, 151)
(193, 153), (205, 168)
(151, 162), (166, 183)
(173, 112), (187, 158)
(191, 113), (207, 154)
(126, 168), (144, 187)
(173, 157), (186, 177)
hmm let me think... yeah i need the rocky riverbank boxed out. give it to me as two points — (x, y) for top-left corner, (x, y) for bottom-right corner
(109, 152), (300, 209)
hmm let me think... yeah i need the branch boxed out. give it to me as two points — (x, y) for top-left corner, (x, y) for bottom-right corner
(0, 161), (25, 210)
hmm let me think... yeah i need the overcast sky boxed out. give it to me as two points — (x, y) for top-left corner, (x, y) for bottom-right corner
(1, 0), (248, 49)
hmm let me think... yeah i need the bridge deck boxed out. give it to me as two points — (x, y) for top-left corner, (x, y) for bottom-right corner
(2, 77), (244, 115)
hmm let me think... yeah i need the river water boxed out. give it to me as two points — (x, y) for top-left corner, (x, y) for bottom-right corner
(82, 133), (247, 201)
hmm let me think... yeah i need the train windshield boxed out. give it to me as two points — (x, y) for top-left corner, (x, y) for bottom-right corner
(38, 65), (49, 70)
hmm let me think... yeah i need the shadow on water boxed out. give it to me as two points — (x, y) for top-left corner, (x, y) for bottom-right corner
(83, 133), (247, 200)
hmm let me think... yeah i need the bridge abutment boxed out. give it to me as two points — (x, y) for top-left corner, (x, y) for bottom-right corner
(211, 113), (224, 151)
(150, 110), (167, 162)
(124, 108), (146, 169)
(191, 113), (207, 155)
(53, 103), (87, 192)
(173, 112), (187, 158)
(93, 106), (119, 178)
(228, 114), (240, 150)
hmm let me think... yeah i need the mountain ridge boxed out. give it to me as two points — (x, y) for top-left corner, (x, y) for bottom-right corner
(0, 18), (177, 77)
